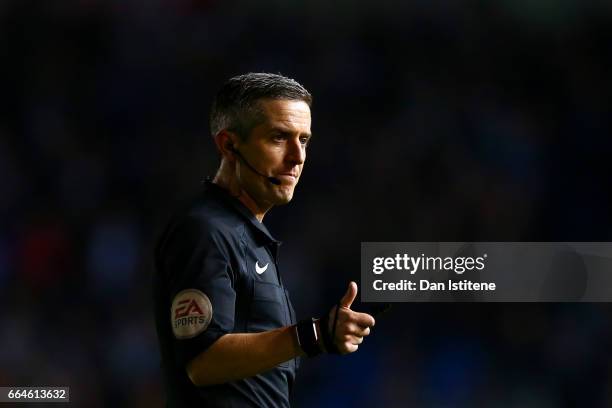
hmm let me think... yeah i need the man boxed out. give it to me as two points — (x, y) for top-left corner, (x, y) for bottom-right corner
(153, 73), (376, 407)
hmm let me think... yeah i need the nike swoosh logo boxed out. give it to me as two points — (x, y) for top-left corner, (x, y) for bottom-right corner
(255, 261), (269, 275)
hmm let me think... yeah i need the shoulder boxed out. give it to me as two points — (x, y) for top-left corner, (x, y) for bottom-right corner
(187, 195), (247, 245)
(156, 194), (247, 259)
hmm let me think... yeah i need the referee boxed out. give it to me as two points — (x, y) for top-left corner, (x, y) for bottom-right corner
(153, 73), (376, 407)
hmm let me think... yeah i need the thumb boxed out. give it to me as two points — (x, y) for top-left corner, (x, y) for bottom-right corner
(339, 281), (358, 309)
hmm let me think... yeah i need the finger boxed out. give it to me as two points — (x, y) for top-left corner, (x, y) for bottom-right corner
(350, 311), (376, 328)
(343, 322), (370, 337)
(342, 343), (358, 354)
(359, 326), (371, 337)
(342, 333), (363, 344)
(339, 281), (358, 309)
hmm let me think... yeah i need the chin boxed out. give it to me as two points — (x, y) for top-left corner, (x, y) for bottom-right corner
(275, 195), (293, 205)
(273, 190), (294, 205)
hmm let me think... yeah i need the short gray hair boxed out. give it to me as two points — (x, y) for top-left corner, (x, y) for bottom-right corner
(209, 73), (312, 139)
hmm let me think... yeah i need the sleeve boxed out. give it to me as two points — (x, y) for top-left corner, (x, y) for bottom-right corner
(160, 215), (237, 368)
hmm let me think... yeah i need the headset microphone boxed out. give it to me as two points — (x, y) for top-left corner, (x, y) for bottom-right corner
(229, 146), (281, 185)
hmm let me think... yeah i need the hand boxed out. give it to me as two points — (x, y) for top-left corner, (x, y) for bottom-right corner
(327, 281), (375, 354)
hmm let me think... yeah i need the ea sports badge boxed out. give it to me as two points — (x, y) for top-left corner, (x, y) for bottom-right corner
(171, 289), (213, 339)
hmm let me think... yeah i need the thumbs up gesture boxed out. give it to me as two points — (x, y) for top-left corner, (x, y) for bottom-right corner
(325, 281), (376, 354)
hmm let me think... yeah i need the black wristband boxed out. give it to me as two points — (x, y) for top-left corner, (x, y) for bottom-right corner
(320, 303), (341, 355)
(295, 318), (323, 357)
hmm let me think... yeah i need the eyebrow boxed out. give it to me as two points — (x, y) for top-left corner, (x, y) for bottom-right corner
(269, 127), (312, 139)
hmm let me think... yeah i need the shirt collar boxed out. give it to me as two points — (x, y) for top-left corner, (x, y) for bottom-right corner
(203, 179), (281, 245)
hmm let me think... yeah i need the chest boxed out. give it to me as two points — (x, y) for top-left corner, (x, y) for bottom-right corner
(242, 242), (281, 285)
(233, 240), (296, 334)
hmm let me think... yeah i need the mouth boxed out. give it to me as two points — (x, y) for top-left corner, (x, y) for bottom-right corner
(276, 173), (298, 182)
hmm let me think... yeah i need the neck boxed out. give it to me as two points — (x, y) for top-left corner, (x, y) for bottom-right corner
(213, 163), (270, 222)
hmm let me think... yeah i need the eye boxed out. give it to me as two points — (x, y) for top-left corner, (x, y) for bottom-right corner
(300, 137), (310, 146)
(271, 133), (286, 143)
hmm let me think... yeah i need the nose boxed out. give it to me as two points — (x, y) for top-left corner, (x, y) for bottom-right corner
(285, 137), (306, 166)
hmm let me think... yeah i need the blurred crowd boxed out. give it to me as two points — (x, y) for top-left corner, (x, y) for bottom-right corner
(1, 0), (611, 406)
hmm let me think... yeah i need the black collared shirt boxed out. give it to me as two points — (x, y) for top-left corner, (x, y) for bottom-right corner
(153, 181), (299, 407)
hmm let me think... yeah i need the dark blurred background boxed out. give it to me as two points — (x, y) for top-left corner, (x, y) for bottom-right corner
(1, 0), (612, 407)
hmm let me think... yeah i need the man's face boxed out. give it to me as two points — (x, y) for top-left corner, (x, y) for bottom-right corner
(235, 98), (311, 207)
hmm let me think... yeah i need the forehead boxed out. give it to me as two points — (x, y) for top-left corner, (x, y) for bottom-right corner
(257, 99), (311, 134)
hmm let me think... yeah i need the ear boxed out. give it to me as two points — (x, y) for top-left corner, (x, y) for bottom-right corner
(213, 130), (238, 161)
